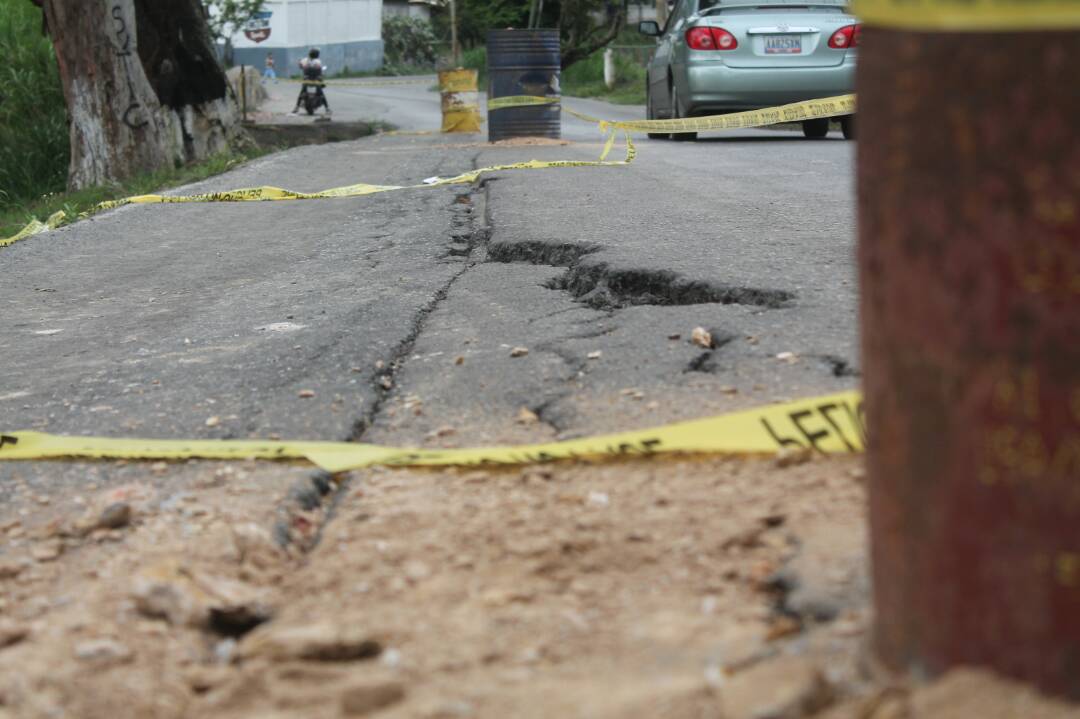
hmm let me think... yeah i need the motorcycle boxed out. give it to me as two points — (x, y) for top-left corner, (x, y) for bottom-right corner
(301, 84), (327, 116)
(300, 66), (329, 116)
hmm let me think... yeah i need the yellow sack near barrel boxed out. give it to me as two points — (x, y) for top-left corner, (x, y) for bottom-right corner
(439, 69), (482, 133)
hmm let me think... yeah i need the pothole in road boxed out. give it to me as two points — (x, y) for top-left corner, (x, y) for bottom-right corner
(486, 239), (794, 311)
(486, 239), (601, 267)
(549, 264), (794, 311)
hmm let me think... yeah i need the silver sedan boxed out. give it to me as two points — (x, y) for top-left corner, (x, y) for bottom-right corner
(639, 0), (857, 140)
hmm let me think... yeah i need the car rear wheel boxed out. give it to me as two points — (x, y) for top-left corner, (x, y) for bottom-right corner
(646, 84), (670, 140)
(802, 118), (829, 139)
(840, 115), (855, 140)
(670, 85), (697, 142)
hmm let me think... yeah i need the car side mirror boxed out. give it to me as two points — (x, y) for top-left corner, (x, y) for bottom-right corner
(639, 20), (661, 37)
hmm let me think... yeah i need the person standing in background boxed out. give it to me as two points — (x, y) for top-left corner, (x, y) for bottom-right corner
(263, 52), (276, 83)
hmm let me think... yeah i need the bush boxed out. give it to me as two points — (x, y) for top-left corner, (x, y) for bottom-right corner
(561, 49), (647, 105)
(382, 15), (437, 68)
(460, 46), (487, 86)
(562, 49), (641, 87)
(0, 2), (69, 207)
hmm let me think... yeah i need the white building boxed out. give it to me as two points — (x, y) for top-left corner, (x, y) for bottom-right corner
(230, 0), (384, 75)
(383, 0), (433, 22)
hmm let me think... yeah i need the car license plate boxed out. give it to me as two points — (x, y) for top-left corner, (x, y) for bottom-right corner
(764, 35), (802, 54)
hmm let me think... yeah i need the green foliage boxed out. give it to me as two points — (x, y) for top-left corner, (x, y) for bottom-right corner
(562, 47), (646, 104)
(205, 0), (267, 44)
(432, 0), (529, 49)
(0, 147), (269, 241)
(0, 1), (69, 208)
(461, 46), (488, 86)
(383, 15), (438, 68)
(429, 0), (628, 69)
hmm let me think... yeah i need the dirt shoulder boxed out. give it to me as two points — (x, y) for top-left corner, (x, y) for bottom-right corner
(3, 453), (1078, 718)
(2, 454), (869, 719)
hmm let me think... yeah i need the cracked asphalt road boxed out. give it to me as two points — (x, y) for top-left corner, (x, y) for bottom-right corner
(1, 81), (856, 491)
(0, 77), (873, 719)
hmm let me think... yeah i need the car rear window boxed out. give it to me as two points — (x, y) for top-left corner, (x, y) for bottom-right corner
(698, 0), (847, 11)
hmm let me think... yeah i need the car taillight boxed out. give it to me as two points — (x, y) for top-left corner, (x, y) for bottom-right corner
(828, 24), (860, 49)
(686, 27), (738, 51)
(716, 29), (738, 49)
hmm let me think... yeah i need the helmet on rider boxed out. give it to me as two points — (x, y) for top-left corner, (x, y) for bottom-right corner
(308, 48), (320, 59)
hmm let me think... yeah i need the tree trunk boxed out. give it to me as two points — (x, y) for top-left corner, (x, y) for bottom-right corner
(559, 0), (628, 69)
(37, 0), (245, 190)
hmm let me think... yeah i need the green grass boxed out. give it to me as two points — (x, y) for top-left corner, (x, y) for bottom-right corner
(0, 1), (69, 208)
(562, 50), (647, 105)
(461, 46), (489, 88)
(1, 147), (270, 241)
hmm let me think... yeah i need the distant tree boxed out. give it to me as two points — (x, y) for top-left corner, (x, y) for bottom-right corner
(383, 15), (438, 68)
(433, 0), (629, 70)
(30, 0), (245, 189)
(558, 0), (629, 68)
(433, 0), (530, 49)
(204, 0), (267, 65)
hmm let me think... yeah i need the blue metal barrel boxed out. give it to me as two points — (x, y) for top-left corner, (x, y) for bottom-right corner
(487, 29), (561, 142)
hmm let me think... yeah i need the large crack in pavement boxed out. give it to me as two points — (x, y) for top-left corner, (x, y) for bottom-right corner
(272, 172), (493, 552)
(271, 151), (857, 551)
(329, 169), (861, 454)
(486, 238), (794, 311)
(548, 265), (795, 311)
(0, 104), (906, 719)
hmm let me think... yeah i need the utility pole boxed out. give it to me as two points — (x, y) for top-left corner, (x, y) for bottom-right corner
(528, 0), (545, 29)
(449, 0), (460, 66)
(857, 4), (1080, 700)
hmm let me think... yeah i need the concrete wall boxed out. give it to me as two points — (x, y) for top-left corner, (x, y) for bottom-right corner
(229, 0), (384, 73)
(383, 1), (432, 21)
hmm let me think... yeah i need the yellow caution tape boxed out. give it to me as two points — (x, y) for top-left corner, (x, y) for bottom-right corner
(0, 392), (863, 472)
(3, 94), (846, 248)
(0, 210), (66, 249)
(0, 126), (634, 248)
(487, 95), (561, 110)
(488, 94), (856, 134)
(852, 0), (1080, 30)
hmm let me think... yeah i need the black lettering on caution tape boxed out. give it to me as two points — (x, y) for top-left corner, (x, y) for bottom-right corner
(605, 438), (663, 455)
(837, 399), (867, 445)
(818, 402), (858, 452)
(760, 417), (806, 450)
(0, 435), (19, 451)
(790, 409), (831, 452)
(760, 398), (864, 452)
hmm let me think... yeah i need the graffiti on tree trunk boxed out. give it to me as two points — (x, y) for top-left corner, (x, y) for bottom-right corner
(110, 2), (148, 130)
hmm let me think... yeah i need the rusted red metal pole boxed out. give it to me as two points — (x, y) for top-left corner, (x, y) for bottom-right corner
(858, 28), (1080, 698)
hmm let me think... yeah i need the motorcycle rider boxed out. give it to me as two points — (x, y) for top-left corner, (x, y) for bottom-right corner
(290, 48), (331, 116)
